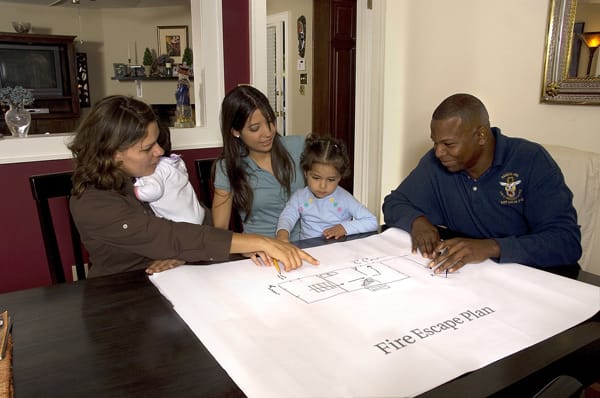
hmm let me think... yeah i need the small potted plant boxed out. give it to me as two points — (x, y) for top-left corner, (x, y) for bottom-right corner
(182, 47), (193, 67)
(143, 48), (154, 77)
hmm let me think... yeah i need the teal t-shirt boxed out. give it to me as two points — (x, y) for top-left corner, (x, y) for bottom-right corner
(214, 134), (305, 239)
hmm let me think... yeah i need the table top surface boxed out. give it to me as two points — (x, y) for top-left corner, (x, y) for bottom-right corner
(2, 233), (600, 398)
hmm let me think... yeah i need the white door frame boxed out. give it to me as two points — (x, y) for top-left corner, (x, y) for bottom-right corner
(267, 12), (290, 136)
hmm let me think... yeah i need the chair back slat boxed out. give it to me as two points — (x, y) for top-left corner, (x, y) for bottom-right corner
(194, 159), (243, 233)
(195, 159), (215, 208)
(29, 171), (86, 284)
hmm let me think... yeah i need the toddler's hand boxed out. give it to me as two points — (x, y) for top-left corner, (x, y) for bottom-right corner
(323, 224), (347, 240)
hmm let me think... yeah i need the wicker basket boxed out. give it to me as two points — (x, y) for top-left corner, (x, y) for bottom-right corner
(0, 335), (14, 398)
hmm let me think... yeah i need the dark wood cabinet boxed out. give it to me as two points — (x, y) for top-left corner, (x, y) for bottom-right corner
(0, 32), (80, 136)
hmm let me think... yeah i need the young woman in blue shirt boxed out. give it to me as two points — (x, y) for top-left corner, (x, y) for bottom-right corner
(213, 86), (305, 249)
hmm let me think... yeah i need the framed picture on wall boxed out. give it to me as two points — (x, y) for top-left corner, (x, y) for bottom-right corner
(157, 25), (188, 64)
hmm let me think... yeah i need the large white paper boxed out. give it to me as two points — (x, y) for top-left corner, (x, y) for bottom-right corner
(150, 228), (600, 397)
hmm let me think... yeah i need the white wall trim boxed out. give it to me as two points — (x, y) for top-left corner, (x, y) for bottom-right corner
(354, 0), (386, 219)
(191, 0), (225, 135)
(250, 0), (268, 92)
(267, 11), (290, 136)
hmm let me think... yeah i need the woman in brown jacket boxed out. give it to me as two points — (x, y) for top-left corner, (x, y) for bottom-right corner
(69, 95), (318, 278)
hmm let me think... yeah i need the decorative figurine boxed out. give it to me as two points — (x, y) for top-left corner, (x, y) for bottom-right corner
(174, 65), (194, 128)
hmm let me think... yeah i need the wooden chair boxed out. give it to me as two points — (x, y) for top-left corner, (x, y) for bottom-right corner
(194, 158), (243, 232)
(195, 158), (216, 208)
(29, 171), (86, 284)
(532, 375), (583, 398)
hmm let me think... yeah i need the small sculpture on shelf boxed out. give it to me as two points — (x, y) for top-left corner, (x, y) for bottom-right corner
(174, 65), (194, 128)
(155, 54), (175, 77)
(11, 21), (31, 33)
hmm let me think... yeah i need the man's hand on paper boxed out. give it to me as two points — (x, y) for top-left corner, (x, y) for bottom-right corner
(428, 238), (501, 274)
(410, 216), (441, 259)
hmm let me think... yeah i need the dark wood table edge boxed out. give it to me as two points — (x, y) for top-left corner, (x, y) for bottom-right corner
(3, 229), (599, 398)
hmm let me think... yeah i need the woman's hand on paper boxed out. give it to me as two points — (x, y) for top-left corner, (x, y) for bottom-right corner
(232, 233), (319, 272)
(145, 258), (186, 275)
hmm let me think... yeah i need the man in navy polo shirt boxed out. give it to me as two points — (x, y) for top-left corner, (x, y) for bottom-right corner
(382, 93), (581, 275)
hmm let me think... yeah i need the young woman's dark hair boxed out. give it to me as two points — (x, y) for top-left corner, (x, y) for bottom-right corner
(217, 85), (295, 219)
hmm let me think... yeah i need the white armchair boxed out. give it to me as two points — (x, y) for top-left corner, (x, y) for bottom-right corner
(543, 144), (600, 276)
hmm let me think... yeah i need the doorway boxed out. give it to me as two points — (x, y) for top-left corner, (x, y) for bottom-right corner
(259, 0), (384, 216)
(312, 0), (356, 193)
(267, 0), (356, 191)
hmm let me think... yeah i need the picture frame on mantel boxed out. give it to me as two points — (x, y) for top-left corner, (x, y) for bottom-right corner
(157, 25), (188, 64)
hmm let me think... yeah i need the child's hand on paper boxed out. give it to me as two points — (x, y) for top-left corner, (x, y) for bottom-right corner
(323, 224), (347, 240)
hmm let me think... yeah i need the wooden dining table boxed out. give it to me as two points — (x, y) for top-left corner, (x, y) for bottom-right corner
(1, 233), (599, 397)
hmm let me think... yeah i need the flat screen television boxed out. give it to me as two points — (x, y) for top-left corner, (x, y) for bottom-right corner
(0, 44), (64, 98)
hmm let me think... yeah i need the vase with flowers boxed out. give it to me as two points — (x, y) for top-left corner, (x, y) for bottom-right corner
(0, 86), (34, 137)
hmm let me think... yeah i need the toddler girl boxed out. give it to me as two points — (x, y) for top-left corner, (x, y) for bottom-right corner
(276, 134), (377, 241)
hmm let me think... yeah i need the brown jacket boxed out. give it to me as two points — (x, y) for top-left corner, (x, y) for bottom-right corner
(70, 180), (233, 277)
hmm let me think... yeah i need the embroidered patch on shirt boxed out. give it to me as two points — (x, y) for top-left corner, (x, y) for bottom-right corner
(499, 172), (524, 204)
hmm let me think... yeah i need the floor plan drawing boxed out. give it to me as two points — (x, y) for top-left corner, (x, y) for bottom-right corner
(278, 256), (416, 303)
(150, 228), (600, 398)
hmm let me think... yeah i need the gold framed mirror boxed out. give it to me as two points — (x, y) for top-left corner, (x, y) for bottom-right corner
(541, 0), (600, 104)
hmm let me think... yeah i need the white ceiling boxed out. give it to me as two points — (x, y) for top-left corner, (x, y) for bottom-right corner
(1, 0), (188, 8)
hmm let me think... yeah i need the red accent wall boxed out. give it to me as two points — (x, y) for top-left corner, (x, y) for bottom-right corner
(0, 148), (222, 293)
(222, 0), (251, 92)
(0, 159), (75, 293)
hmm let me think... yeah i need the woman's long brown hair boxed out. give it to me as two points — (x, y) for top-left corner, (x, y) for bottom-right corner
(69, 95), (158, 197)
(216, 85), (295, 220)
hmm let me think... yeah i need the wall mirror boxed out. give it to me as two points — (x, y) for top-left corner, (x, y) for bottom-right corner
(541, 0), (600, 104)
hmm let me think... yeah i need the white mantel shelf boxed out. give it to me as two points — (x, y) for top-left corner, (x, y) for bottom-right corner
(0, 128), (223, 165)
(0, 133), (74, 164)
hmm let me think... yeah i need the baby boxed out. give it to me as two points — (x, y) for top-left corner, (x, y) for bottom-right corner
(134, 123), (205, 224)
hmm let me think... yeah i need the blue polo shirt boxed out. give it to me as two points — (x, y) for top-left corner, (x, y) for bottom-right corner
(214, 134), (305, 239)
(382, 128), (581, 268)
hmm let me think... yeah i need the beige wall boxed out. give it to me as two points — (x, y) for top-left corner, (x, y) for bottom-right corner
(267, 0), (313, 136)
(381, 0), (600, 202)
(0, 2), (191, 118)
(100, 6), (191, 104)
